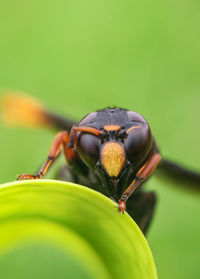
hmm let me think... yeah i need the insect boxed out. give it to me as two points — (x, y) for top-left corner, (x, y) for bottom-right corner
(2, 93), (200, 234)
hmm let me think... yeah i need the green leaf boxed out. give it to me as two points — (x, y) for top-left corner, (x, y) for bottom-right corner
(0, 180), (157, 279)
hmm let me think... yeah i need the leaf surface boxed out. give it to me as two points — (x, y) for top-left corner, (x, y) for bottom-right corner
(0, 180), (157, 279)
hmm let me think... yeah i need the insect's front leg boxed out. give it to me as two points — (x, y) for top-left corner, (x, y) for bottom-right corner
(17, 131), (74, 180)
(117, 152), (161, 212)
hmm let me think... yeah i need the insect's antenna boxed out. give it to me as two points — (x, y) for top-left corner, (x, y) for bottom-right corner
(0, 91), (75, 132)
(68, 125), (101, 148)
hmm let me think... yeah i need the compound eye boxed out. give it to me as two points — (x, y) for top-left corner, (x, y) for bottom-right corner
(76, 133), (100, 168)
(125, 126), (152, 168)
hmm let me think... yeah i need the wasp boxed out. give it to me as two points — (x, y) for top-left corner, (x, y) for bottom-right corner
(2, 93), (200, 234)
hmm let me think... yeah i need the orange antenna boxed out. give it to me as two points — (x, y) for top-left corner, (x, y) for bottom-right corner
(68, 125), (101, 148)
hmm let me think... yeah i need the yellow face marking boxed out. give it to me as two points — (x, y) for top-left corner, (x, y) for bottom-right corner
(104, 125), (120, 131)
(100, 142), (125, 177)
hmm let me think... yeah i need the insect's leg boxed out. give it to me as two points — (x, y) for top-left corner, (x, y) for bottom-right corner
(17, 131), (72, 180)
(118, 152), (161, 212)
(126, 190), (156, 235)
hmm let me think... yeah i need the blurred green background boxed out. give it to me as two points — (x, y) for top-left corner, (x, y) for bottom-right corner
(0, 0), (200, 278)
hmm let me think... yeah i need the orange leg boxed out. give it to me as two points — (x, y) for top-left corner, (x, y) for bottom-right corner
(118, 153), (161, 213)
(17, 131), (74, 180)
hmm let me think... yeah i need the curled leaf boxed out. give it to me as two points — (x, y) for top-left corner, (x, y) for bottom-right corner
(0, 180), (157, 279)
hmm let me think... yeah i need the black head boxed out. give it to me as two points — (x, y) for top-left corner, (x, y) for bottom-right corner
(69, 108), (153, 198)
